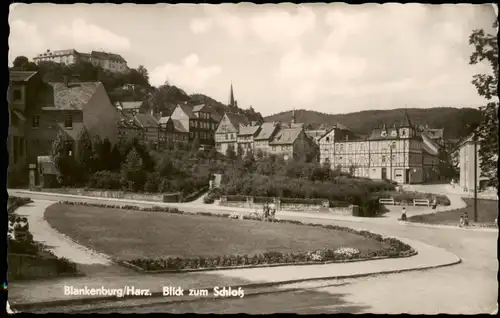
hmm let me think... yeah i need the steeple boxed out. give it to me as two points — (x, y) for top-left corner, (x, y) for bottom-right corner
(401, 109), (412, 128)
(229, 82), (235, 107)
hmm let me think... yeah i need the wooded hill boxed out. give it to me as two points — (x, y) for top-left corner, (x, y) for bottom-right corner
(264, 107), (483, 140)
(10, 56), (263, 123)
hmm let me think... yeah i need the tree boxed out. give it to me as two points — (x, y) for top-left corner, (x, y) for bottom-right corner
(13, 56), (29, 68)
(51, 131), (74, 186)
(225, 144), (237, 161)
(469, 26), (499, 189)
(121, 147), (146, 192)
(76, 128), (95, 177)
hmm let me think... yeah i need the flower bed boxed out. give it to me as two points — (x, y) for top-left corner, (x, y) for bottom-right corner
(57, 200), (417, 272)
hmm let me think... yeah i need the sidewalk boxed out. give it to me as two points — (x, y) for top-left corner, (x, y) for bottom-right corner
(9, 189), (496, 233)
(10, 235), (460, 311)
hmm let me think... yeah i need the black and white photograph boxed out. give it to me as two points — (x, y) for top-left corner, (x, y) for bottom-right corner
(5, 2), (499, 314)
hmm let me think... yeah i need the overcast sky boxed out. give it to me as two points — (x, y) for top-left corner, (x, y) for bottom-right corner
(9, 3), (497, 116)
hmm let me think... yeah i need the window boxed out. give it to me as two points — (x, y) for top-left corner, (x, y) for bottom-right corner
(391, 141), (396, 149)
(382, 155), (386, 163)
(32, 115), (40, 128)
(216, 143), (221, 150)
(65, 141), (74, 157)
(190, 121), (195, 127)
(348, 144), (352, 151)
(13, 89), (22, 101)
(225, 134), (228, 140)
(190, 132), (194, 139)
(64, 114), (73, 128)
(272, 146), (276, 151)
(196, 121), (199, 128)
(326, 137), (330, 142)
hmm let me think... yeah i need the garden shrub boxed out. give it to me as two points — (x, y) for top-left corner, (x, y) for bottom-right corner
(87, 171), (122, 190)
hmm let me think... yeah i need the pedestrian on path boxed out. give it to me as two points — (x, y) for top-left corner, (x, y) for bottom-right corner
(400, 205), (407, 221)
(269, 202), (276, 221)
(459, 215), (465, 227)
(431, 197), (438, 210)
(263, 202), (269, 220)
(464, 212), (470, 227)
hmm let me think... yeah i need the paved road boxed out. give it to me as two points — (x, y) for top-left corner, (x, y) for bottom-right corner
(9, 190), (498, 314)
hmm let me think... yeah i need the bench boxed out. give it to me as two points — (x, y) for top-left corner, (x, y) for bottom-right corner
(379, 198), (395, 205)
(413, 199), (430, 206)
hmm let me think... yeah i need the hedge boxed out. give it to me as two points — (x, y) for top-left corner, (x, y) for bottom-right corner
(57, 200), (416, 272)
(376, 191), (451, 206)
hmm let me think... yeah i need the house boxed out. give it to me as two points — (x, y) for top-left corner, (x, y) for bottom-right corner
(237, 124), (261, 155)
(8, 71), (43, 170)
(33, 49), (84, 65)
(134, 112), (161, 147)
(215, 112), (250, 154)
(268, 126), (315, 160)
(115, 101), (145, 114)
(253, 122), (281, 156)
(158, 116), (189, 145)
(169, 103), (219, 146)
(454, 135), (495, 193)
(416, 124), (445, 146)
(24, 76), (118, 166)
(319, 111), (439, 184)
(305, 129), (328, 145)
(117, 111), (144, 142)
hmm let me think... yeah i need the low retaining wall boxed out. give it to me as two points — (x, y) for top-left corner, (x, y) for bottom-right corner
(37, 188), (183, 203)
(219, 201), (354, 215)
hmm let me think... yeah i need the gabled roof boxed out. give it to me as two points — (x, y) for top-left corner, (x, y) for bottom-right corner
(238, 125), (260, 136)
(10, 71), (38, 82)
(225, 112), (249, 128)
(134, 113), (159, 128)
(172, 119), (189, 133)
(270, 127), (303, 145)
(317, 123), (352, 141)
(38, 82), (100, 110)
(118, 111), (141, 128)
(177, 104), (196, 119)
(158, 116), (171, 125)
(255, 122), (279, 140)
(424, 128), (444, 140)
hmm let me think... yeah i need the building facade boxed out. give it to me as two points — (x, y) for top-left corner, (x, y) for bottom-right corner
(8, 71), (43, 171)
(24, 79), (118, 165)
(33, 49), (128, 73)
(158, 116), (190, 145)
(319, 112), (439, 184)
(457, 136), (482, 193)
(169, 103), (219, 146)
(215, 112), (250, 154)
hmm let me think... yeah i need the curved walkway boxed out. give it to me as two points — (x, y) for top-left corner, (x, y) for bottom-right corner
(13, 200), (112, 265)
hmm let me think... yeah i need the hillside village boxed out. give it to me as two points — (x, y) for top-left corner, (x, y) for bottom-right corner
(6, 49), (487, 194)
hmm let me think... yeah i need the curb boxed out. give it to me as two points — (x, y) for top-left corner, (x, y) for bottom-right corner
(13, 256), (461, 312)
(403, 221), (499, 233)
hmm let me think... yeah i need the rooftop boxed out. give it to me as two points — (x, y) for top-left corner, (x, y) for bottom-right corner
(270, 127), (303, 145)
(254, 122), (279, 140)
(10, 71), (38, 82)
(239, 125), (260, 136)
(134, 112), (159, 128)
(38, 82), (100, 110)
(225, 112), (249, 128)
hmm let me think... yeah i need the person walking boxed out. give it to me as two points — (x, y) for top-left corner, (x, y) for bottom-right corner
(459, 215), (465, 227)
(263, 202), (269, 220)
(269, 201), (276, 221)
(400, 205), (407, 221)
(464, 212), (470, 227)
(431, 197), (438, 210)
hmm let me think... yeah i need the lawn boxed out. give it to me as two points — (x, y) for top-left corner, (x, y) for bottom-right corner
(45, 204), (391, 261)
(408, 198), (498, 226)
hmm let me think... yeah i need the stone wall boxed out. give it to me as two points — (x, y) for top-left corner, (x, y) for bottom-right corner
(38, 188), (183, 202)
(219, 198), (354, 215)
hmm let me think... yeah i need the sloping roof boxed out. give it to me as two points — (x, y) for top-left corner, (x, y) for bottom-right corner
(134, 113), (159, 128)
(305, 129), (327, 138)
(255, 122), (279, 140)
(424, 128), (444, 140)
(225, 112), (249, 128)
(118, 111), (140, 128)
(90, 51), (127, 63)
(333, 122), (350, 131)
(10, 71), (38, 82)
(208, 108), (222, 122)
(117, 101), (143, 110)
(178, 104), (196, 119)
(158, 116), (171, 125)
(400, 110), (413, 127)
(192, 104), (209, 113)
(172, 119), (189, 133)
(270, 127), (303, 145)
(239, 125), (260, 136)
(39, 82), (100, 110)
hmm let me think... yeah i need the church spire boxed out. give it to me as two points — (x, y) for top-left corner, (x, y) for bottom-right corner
(229, 82), (235, 107)
(401, 109), (412, 128)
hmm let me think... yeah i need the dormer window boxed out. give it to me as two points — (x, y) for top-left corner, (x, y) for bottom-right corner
(391, 130), (397, 137)
(381, 131), (387, 137)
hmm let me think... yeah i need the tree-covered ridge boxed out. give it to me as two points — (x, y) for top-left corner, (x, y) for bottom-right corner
(264, 107), (483, 140)
(10, 56), (263, 122)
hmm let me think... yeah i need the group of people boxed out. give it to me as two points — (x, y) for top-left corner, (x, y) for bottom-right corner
(459, 212), (470, 228)
(263, 202), (276, 221)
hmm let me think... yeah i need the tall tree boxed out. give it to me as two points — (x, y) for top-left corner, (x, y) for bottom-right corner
(76, 128), (95, 176)
(51, 131), (74, 186)
(469, 27), (499, 189)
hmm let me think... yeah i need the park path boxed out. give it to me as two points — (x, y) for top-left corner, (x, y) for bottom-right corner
(13, 200), (112, 265)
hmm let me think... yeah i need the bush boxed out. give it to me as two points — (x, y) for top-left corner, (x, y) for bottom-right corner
(88, 171), (122, 190)
(203, 196), (215, 204)
(144, 172), (161, 193)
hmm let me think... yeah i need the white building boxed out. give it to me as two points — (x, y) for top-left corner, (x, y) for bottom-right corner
(33, 49), (128, 73)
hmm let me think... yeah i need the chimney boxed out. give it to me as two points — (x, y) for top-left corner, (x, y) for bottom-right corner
(150, 108), (154, 116)
(160, 111), (163, 118)
(63, 75), (69, 87)
(345, 135), (349, 141)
